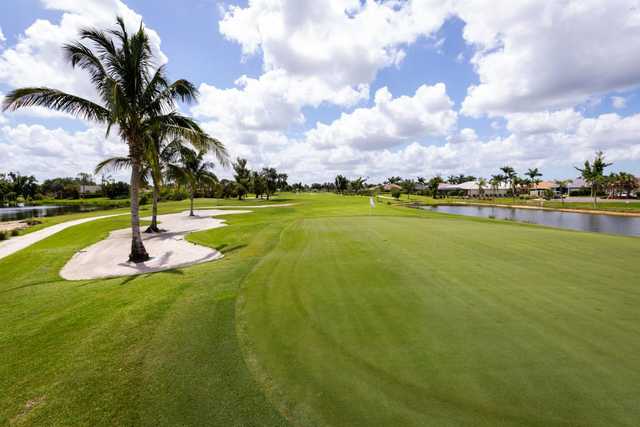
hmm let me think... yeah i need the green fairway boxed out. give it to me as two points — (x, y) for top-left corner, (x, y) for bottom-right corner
(1, 193), (639, 425)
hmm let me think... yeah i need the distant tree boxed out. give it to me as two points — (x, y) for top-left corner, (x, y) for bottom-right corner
(477, 178), (487, 198)
(334, 175), (349, 195)
(168, 147), (218, 216)
(76, 172), (95, 186)
(276, 173), (289, 192)
(447, 174), (476, 184)
(500, 166), (518, 200)
(489, 174), (504, 199)
(428, 176), (443, 198)
(575, 151), (612, 207)
(350, 177), (367, 195)
(232, 158), (251, 200)
(525, 168), (542, 193)
(251, 171), (266, 198)
(385, 176), (403, 185)
(401, 179), (416, 200)
(391, 187), (401, 199)
(261, 167), (278, 200)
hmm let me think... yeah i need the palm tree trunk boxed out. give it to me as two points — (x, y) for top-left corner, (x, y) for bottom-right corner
(129, 152), (150, 263)
(145, 181), (160, 233)
(592, 184), (597, 208)
(189, 188), (195, 216)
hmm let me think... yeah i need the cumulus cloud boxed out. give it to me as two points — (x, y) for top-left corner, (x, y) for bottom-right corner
(0, 123), (127, 179)
(0, 0), (166, 113)
(192, 69), (368, 131)
(0, 26), (6, 45)
(305, 83), (457, 150)
(219, 0), (451, 88)
(457, 0), (640, 116)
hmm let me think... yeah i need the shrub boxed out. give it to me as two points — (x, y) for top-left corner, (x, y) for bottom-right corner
(139, 192), (150, 205)
(391, 188), (401, 199)
(0, 231), (7, 241)
(10, 229), (20, 236)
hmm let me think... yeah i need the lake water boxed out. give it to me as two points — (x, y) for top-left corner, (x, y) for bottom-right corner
(422, 205), (640, 237)
(0, 205), (97, 222)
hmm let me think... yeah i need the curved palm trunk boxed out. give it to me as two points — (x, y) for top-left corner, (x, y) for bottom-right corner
(145, 181), (160, 233)
(129, 148), (150, 263)
(189, 184), (195, 216)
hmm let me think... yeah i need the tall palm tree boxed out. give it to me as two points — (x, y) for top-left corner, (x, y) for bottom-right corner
(500, 166), (518, 201)
(168, 146), (218, 216)
(2, 17), (216, 262)
(477, 178), (487, 199)
(575, 151), (612, 207)
(489, 174), (504, 200)
(525, 168), (543, 194)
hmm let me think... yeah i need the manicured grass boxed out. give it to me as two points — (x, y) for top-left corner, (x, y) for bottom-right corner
(1, 193), (639, 425)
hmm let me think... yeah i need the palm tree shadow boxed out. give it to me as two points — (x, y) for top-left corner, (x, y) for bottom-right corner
(0, 278), (62, 294)
(216, 243), (247, 254)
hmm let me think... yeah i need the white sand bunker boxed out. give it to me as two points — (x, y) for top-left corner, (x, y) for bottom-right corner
(60, 209), (249, 280)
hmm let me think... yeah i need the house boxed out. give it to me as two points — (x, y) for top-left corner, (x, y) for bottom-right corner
(383, 183), (402, 191)
(79, 185), (102, 196)
(438, 181), (509, 197)
(529, 181), (556, 197)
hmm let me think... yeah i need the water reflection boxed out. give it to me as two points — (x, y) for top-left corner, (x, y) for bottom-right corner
(422, 205), (640, 237)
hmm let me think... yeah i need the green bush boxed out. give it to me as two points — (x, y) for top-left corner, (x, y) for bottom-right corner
(10, 229), (20, 236)
(391, 188), (401, 199)
(0, 231), (7, 241)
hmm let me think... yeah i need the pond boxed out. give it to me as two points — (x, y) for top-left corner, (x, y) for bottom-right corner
(421, 204), (640, 237)
(0, 205), (98, 222)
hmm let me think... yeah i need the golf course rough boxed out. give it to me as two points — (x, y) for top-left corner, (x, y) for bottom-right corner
(1, 194), (639, 426)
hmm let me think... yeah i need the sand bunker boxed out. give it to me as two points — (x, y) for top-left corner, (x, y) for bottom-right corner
(60, 209), (256, 280)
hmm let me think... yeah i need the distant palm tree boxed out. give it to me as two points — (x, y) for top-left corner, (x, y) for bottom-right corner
(477, 178), (487, 199)
(168, 146), (218, 216)
(489, 174), (504, 200)
(575, 151), (612, 208)
(500, 166), (518, 201)
(334, 175), (348, 195)
(2, 17), (218, 262)
(525, 168), (543, 194)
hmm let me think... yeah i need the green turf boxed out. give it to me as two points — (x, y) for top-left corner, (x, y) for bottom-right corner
(1, 193), (639, 425)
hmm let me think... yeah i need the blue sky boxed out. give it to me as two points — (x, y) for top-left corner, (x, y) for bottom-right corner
(1, 0), (639, 183)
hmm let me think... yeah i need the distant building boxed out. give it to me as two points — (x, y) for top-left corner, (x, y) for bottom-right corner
(438, 181), (509, 197)
(79, 185), (102, 196)
(529, 181), (556, 197)
(383, 183), (402, 191)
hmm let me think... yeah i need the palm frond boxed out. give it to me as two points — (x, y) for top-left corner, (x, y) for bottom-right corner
(2, 88), (109, 122)
(94, 156), (132, 174)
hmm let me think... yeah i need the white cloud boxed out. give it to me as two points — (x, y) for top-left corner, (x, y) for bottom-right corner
(219, 0), (451, 88)
(0, 123), (127, 179)
(0, 0), (166, 116)
(611, 96), (627, 109)
(457, 0), (640, 116)
(0, 26), (6, 45)
(192, 69), (368, 131)
(305, 83), (457, 150)
(505, 109), (583, 135)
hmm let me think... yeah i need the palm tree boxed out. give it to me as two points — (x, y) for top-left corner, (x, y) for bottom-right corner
(168, 146), (218, 216)
(575, 151), (612, 207)
(500, 166), (518, 201)
(489, 174), (504, 200)
(477, 178), (487, 199)
(334, 175), (348, 195)
(2, 17), (217, 262)
(232, 158), (251, 200)
(525, 168), (542, 194)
